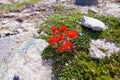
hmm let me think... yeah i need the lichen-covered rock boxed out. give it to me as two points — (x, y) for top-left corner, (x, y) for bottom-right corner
(0, 31), (37, 62)
(0, 39), (54, 80)
(89, 39), (120, 59)
(80, 16), (107, 31)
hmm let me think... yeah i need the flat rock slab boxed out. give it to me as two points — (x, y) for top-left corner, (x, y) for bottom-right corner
(0, 31), (36, 62)
(0, 39), (53, 80)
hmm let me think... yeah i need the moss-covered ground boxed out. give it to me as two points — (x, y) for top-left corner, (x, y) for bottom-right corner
(40, 5), (120, 80)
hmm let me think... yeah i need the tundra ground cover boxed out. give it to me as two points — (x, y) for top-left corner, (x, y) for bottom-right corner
(40, 5), (120, 80)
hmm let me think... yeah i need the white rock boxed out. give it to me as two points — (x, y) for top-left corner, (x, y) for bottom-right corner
(0, 30), (13, 35)
(33, 11), (40, 15)
(17, 13), (31, 18)
(11, 0), (29, 3)
(0, 21), (20, 36)
(21, 22), (37, 31)
(22, 8), (33, 13)
(2, 21), (20, 29)
(81, 16), (107, 31)
(60, 0), (66, 3)
(89, 39), (120, 59)
(105, 3), (120, 18)
(0, 0), (11, 4)
(42, 0), (56, 4)
(0, 39), (53, 80)
(0, 20), (9, 25)
(3, 13), (17, 17)
(89, 7), (98, 13)
(21, 22), (33, 28)
(106, 3), (120, 8)
(16, 29), (23, 33)
(106, 8), (120, 18)
(0, 31), (36, 62)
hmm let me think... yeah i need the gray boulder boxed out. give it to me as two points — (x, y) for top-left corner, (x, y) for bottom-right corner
(0, 31), (37, 62)
(0, 39), (54, 80)
(81, 16), (107, 31)
(89, 39), (120, 59)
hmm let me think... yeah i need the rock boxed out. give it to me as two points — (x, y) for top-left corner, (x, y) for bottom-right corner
(0, 20), (9, 25)
(79, 7), (89, 14)
(88, 7), (98, 13)
(0, 0), (55, 38)
(17, 13), (31, 18)
(105, 3), (120, 18)
(3, 13), (17, 18)
(0, 20), (39, 37)
(16, 18), (24, 23)
(21, 22), (33, 28)
(0, 21), (20, 37)
(33, 11), (40, 15)
(0, 30), (14, 37)
(11, 0), (29, 3)
(33, 32), (39, 38)
(0, 39), (54, 80)
(89, 39), (120, 59)
(80, 16), (107, 31)
(106, 8), (120, 18)
(22, 7), (35, 13)
(0, 0), (11, 4)
(60, 0), (66, 3)
(2, 21), (20, 29)
(0, 31), (36, 62)
(42, 0), (56, 4)
(106, 3), (120, 8)
(16, 29), (23, 33)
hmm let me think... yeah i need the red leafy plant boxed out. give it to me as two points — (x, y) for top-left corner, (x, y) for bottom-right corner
(48, 25), (78, 53)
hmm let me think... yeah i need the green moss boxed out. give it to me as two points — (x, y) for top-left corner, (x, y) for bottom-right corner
(40, 6), (120, 80)
(42, 47), (120, 80)
(87, 12), (120, 46)
(40, 6), (120, 46)
(39, 8), (82, 40)
(74, 33), (90, 52)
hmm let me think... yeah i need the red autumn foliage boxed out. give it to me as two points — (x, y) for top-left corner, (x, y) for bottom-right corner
(48, 26), (78, 53)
